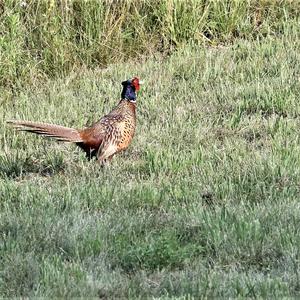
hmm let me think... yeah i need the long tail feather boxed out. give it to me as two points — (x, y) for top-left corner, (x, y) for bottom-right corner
(7, 120), (83, 143)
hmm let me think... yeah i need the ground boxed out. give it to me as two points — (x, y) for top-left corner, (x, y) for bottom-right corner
(1, 21), (300, 297)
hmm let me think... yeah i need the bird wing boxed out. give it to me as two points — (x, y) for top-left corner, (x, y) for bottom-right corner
(96, 116), (127, 161)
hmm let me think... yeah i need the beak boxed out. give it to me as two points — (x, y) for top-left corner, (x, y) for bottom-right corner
(139, 80), (144, 85)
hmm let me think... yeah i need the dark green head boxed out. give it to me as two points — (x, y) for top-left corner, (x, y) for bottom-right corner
(121, 77), (143, 102)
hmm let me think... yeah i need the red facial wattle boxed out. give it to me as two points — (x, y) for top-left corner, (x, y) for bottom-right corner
(131, 77), (140, 91)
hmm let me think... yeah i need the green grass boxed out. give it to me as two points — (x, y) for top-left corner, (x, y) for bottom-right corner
(1, 15), (300, 298)
(1, 0), (300, 88)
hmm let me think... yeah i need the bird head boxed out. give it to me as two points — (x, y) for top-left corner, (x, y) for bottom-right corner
(121, 77), (143, 102)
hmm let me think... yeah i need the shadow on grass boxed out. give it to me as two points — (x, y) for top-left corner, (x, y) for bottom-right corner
(0, 153), (67, 179)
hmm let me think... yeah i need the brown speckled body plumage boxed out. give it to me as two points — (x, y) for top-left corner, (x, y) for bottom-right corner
(77, 99), (136, 161)
(7, 77), (141, 165)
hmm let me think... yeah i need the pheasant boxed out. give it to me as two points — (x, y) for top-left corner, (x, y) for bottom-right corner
(7, 77), (142, 164)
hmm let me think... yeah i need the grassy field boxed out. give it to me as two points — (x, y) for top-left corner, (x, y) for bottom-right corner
(1, 6), (300, 299)
(1, 0), (299, 87)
